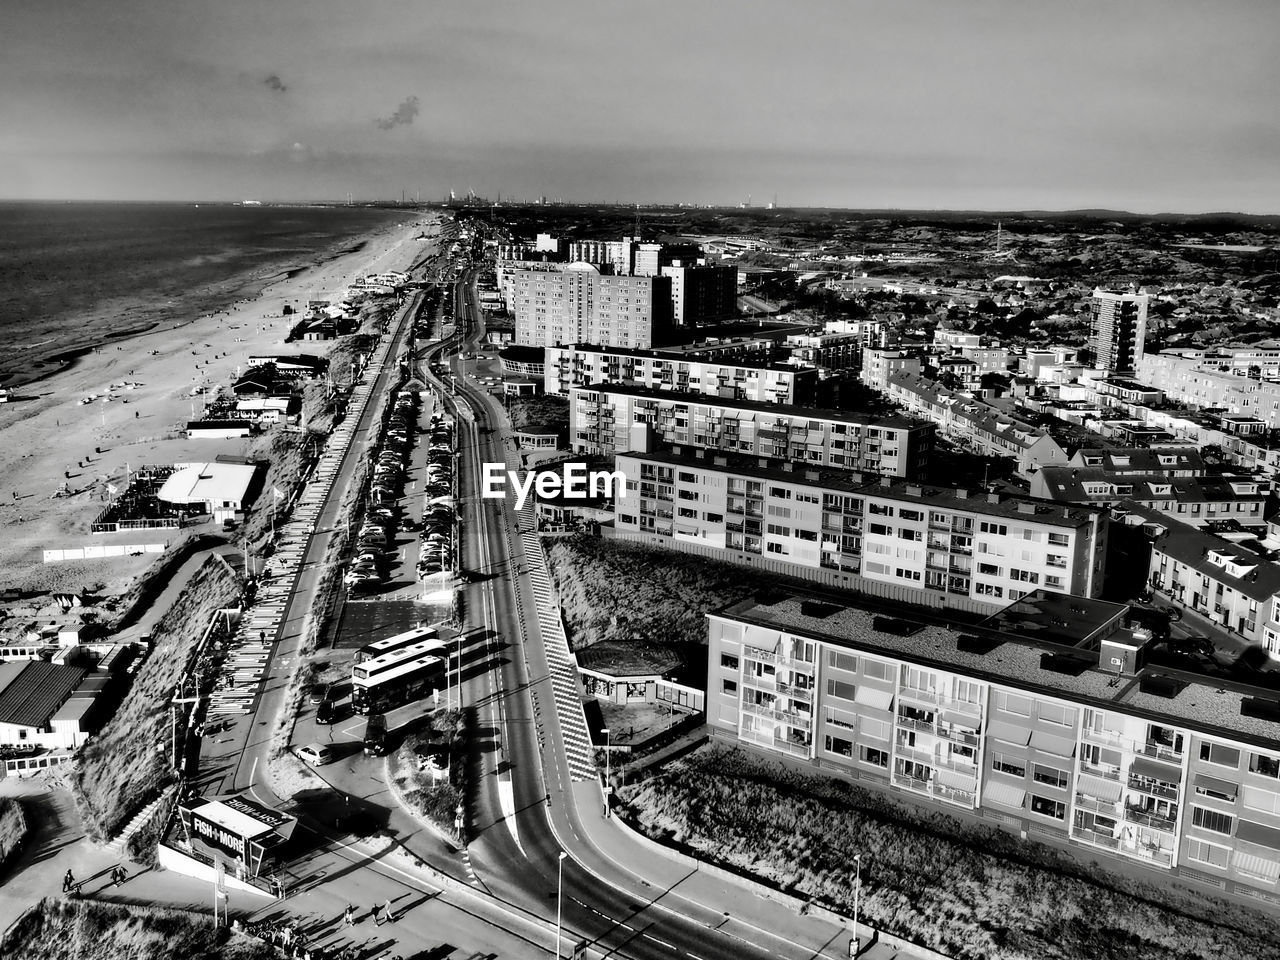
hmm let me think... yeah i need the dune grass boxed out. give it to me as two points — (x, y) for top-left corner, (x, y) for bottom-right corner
(0, 897), (281, 960)
(72, 556), (239, 842)
(544, 535), (774, 650)
(0, 797), (27, 868)
(620, 743), (1278, 960)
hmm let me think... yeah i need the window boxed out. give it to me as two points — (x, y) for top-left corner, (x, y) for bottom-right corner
(1030, 795), (1065, 820)
(827, 651), (858, 672)
(991, 754), (1026, 778)
(1037, 701), (1075, 727)
(1250, 753), (1280, 779)
(1191, 806), (1233, 835)
(898, 509), (923, 522)
(824, 735), (854, 758)
(980, 521), (1008, 536)
(996, 691), (1032, 716)
(704, 512), (723, 524)
(721, 654), (739, 670)
(766, 523), (791, 536)
(1200, 742), (1241, 768)
(861, 746), (889, 768)
(1184, 837), (1230, 869)
(1242, 785), (1280, 816)
(978, 562), (1002, 576)
(862, 658), (892, 681)
(1048, 531), (1070, 546)
(1196, 781), (1237, 803)
(868, 503), (894, 516)
(1033, 764), (1069, 789)
(895, 568), (922, 582)
(826, 678), (857, 701)
(868, 522), (890, 536)
(722, 679), (738, 694)
(975, 583), (1004, 598)
(678, 507), (698, 518)
(1011, 568), (1040, 584)
(824, 707), (857, 731)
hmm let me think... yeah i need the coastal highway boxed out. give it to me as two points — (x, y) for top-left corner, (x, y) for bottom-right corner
(416, 270), (853, 960)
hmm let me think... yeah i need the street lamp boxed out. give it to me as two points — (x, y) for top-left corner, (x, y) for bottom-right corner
(555, 851), (568, 960)
(852, 853), (861, 957)
(601, 727), (611, 817)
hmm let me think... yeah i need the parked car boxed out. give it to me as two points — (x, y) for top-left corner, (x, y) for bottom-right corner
(308, 682), (331, 705)
(296, 743), (335, 766)
(316, 699), (337, 725)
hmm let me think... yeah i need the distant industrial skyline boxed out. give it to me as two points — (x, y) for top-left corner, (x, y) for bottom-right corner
(2, 0), (1278, 214)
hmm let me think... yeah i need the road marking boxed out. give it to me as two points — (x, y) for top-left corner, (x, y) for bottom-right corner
(645, 935), (675, 949)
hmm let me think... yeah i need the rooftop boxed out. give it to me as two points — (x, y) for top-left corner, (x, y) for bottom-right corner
(715, 589), (1280, 751)
(558, 342), (801, 374)
(0, 661), (88, 728)
(578, 382), (926, 430)
(157, 462), (258, 507)
(622, 448), (1103, 528)
(1117, 502), (1280, 603)
(1037, 468), (1266, 505)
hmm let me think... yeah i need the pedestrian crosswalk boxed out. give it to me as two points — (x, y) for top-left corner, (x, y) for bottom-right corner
(516, 496), (597, 782)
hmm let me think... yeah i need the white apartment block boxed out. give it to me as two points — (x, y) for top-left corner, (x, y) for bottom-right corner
(544, 344), (817, 405)
(571, 385), (934, 478)
(615, 450), (1106, 611)
(1139, 349), (1280, 428)
(511, 264), (674, 350)
(708, 593), (1280, 900)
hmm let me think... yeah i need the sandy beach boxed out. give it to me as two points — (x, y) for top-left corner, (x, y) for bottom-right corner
(0, 214), (440, 595)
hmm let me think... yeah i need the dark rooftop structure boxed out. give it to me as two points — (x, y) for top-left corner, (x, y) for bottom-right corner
(979, 590), (1129, 649)
(0, 661), (88, 728)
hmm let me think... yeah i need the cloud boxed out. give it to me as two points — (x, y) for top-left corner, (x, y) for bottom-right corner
(263, 73), (288, 93)
(376, 95), (419, 130)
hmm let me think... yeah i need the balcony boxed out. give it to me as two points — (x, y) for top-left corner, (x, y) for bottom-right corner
(743, 645), (790, 666)
(741, 700), (811, 727)
(1079, 763), (1123, 782)
(898, 685), (941, 705)
(936, 725), (981, 747)
(896, 715), (936, 734)
(1132, 843), (1174, 867)
(1123, 805), (1177, 832)
(929, 517), (950, 530)
(776, 681), (814, 703)
(1073, 794), (1120, 815)
(1073, 826), (1121, 850)
(1138, 741), (1183, 764)
(1127, 775), (1180, 801)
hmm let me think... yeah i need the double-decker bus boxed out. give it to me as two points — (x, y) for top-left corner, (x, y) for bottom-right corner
(351, 653), (444, 715)
(354, 626), (439, 664)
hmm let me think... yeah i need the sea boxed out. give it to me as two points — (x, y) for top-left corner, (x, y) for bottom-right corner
(0, 201), (410, 388)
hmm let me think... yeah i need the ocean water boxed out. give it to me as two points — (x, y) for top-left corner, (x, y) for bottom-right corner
(0, 201), (408, 387)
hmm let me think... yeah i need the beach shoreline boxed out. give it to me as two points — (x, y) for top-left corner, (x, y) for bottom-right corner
(0, 231), (385, 392)
(0, 212), (442, 596)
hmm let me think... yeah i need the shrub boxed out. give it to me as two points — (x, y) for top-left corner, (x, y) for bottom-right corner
(0, 797), (27, 868)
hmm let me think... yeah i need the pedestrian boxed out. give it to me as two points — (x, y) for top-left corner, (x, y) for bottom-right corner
(344, 904), (355, 927)
(383, 898), (395, 923)
(371, 902), (381, 925)
(62, 869), (74, 892)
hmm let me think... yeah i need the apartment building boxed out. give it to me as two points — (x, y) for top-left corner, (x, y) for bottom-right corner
(1032, 469), (1268, 531)
(660, 262), (737, 324)
(1090, 289), (1149, 372)
(571, 384), (934, 478)
(511, 263), (674, 350)
(1123, 504), (1280, 655)
(707, 589), (1280, 901)
(784, 330), (867, 373)
(860, 348), (924, 392)
(886, 372), (1069, 476)
(1138, 349), (1280, 429)
(614, 449), (1106, 610)
(1066, 447), (1205, 476)
(544, 344), (818, 406)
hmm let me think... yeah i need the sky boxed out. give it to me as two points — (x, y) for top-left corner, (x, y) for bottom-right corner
(1, 0), (1278, 212)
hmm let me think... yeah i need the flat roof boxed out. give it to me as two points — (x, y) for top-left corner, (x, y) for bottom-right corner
(158, 462), (258, 506)
(715, 590), (1280, 751)
(578, 382), (926, 430)
(620, 449), (1102, 527)
(0, 662), (87, 728)
(558, 343), (804, 374)
(188, 795), (294, 839)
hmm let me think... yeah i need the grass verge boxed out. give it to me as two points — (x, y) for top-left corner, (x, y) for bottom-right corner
(391, 709), (464, 842)
(72, 556), (240, 842)
(619, 743), (1277, 960)
(543, 535), (775, 650)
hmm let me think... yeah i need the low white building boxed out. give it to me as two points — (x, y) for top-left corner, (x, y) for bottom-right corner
(158, 461), (259, 522)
